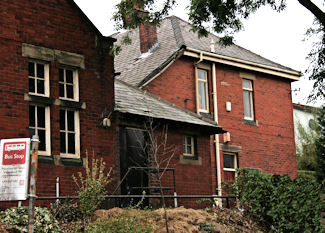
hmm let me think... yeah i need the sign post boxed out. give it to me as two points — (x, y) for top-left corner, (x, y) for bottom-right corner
(0, 138), (31, 201)
(28, 135), (39, 233)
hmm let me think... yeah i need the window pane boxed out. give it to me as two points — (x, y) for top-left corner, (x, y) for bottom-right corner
(243, 79), (252, 89)
(59, 68), (64, 82)
(198, 69), (207, 81)
(29, 128), (35, 138)
(29, 106), (35, 127)
(187, 145), (192, 154)
(243, 91), (252, 118)
(198, 81), (207, 110)
(60, 132), (66, 153)
(60, 110), (65, 130)
(37, 63), (44, 78)
(66, 70), (73, 83)
(38, 129), (46, 151)
(186, 136), (191, 145)
(28, 62), (35, 76)
(37, 79), (45, 94)
(67, 85), (74, 99)
(68, 133), (75, 154)
(59, 83), (64, 97)
(37, 106), (45, 128)
(29, 78), (35, 93)
(223, 154), (235, 169)
(67, 110), (75, 131)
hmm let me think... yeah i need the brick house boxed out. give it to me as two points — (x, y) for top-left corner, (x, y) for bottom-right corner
(0, 0), (224, 208)
(114, 16), (301, 197)
(0, 0), (116, 205)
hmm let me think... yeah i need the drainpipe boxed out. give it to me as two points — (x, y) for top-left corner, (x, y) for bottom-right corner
(212, 63), (222, 206)
(195, 52), (203, 114)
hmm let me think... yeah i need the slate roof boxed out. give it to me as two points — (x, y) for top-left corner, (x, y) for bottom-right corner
(114, 80), (223, 131)
(114, 16), (298, 87)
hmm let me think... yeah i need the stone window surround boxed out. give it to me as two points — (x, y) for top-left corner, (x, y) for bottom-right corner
(23, 43), (85, 162)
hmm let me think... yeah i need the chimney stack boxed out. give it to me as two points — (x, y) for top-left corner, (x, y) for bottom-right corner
(139, 22), (157, 54)
(135, 2), (158, 54)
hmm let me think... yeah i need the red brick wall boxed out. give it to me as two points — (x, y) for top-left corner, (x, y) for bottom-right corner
(146, 57), (297, 182)
(0, 0), (116, 206)
(143, 128), (214, 208)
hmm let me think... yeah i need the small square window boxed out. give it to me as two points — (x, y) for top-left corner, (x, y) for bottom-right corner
(28, 61), (49, 96)
(59, 67), (79, 101)
(183, 135), (195, 157)
(223, 152), (237, 171)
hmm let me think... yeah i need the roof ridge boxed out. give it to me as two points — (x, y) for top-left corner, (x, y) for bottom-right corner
(170, 16), (186, 48)
(165, 16), (297, 72)
(115, 79), (220, 127)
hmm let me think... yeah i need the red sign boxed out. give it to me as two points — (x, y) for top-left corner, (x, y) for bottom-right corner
(2, 142), (27, 165)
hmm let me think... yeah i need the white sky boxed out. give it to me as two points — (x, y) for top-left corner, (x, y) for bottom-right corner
(74, 0), (324, 107)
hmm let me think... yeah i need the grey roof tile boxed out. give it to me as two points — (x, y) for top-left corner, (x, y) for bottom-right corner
(114, 80), (222, 130)
(114, 16), (298, 87)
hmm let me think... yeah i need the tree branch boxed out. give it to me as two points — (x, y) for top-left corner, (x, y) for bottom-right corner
(297, 0), (325, 26)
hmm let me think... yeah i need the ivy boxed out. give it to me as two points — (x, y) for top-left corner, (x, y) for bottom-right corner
(229, 169), (323, 233)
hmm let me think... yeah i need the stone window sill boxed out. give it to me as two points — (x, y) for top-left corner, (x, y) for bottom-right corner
(179, 154), (202, 166)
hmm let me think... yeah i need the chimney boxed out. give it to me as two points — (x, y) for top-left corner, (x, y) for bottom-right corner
(134, 2), (157, 54)
(139, 22), (158, 54)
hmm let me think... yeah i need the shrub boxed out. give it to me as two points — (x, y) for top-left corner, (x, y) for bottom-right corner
(86, 209), (157, 233)
(73, 157), (111, 222)
(297, 169), (317, 180)
(229, 169), (323, 233)
(50, 199), (83, 223)
(0, 206), (60, 233)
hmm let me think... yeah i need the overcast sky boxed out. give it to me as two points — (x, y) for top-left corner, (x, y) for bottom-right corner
(74, 0), (324, 107)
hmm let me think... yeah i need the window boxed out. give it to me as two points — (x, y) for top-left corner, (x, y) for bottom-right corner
(28, 61), (49, 96)
(223, 152), (237, 171)
(29, 105), (51, 155)
(197, 69), (209, 112)
(183, 135), (194, 157)
(242, 79), (254, 120)
(59, 67), (79, 101)
(60, 109), (80, 158)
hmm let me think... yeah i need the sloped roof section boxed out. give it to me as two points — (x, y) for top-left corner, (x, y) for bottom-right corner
(115, 80), (223, 132)
(114, 16), (299, 87)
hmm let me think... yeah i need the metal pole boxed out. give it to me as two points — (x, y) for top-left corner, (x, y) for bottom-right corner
(28, 135), (39, 233)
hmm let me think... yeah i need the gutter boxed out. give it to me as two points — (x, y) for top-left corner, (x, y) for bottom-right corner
(184, 47), (301, 81)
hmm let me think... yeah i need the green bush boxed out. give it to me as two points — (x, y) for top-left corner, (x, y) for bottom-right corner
(86, 209), (157, 233)
(0, 206), (60, 233)
(297, 170), (317, 180)
(73, 157), (111, 221)
(229, 169), (323, 233)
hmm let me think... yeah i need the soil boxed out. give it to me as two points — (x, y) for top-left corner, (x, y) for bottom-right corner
(92, 206), (261, 233)
(0, 207), (262, 232)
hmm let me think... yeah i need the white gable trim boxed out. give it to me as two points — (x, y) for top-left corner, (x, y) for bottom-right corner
(184, 47), (301, 81)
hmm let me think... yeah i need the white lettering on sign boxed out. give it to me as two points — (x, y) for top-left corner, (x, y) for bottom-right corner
(5, 143), (25, 151)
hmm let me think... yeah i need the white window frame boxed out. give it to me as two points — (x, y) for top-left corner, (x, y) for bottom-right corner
(60, 109), (80, 158)
(29, 105), (51, 156)
(183, 135), (195, 157)
(28, 60), (50, 97)
(223, 152), (237, 172)
(243, 79), (254, 120)
(59, 66), (79, 102)
(197, 68), (209, 113)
